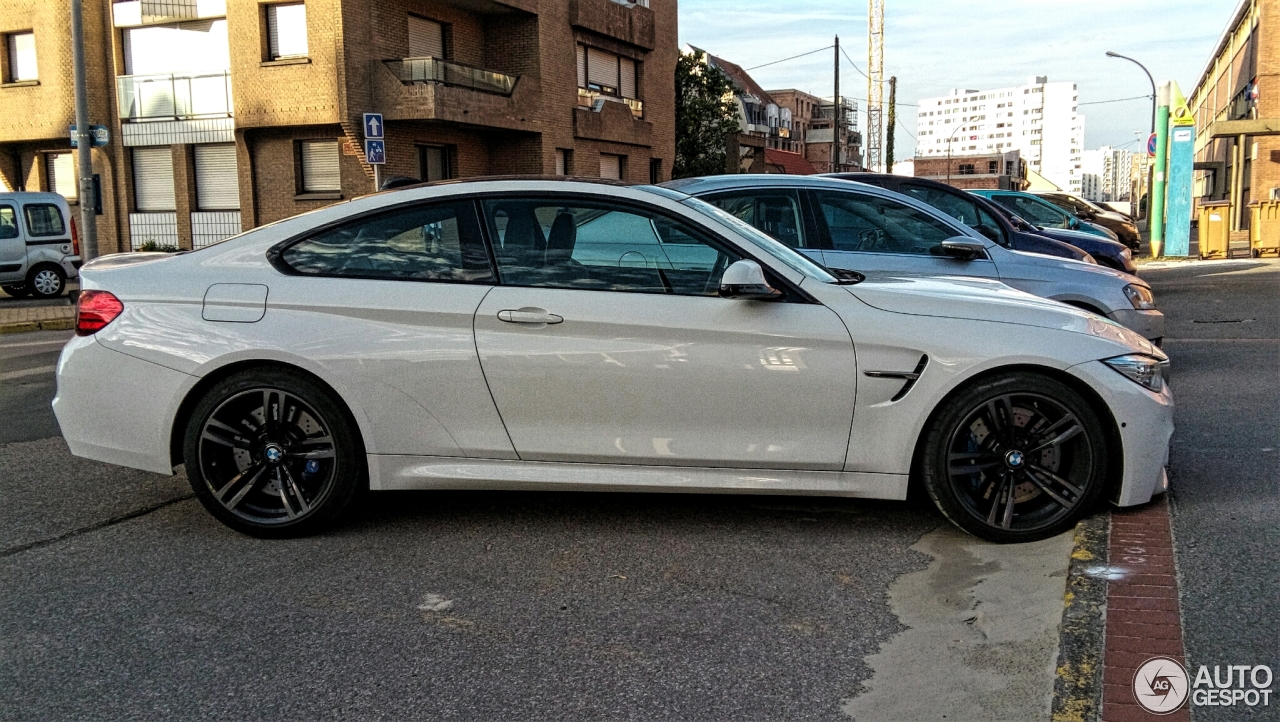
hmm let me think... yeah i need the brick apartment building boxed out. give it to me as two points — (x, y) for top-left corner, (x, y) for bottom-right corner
(913, 151), (1025, 190)
(0, 0), (676, 252)
(769, 89), (862, 172)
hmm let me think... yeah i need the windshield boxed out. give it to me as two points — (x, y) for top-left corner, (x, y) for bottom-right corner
(680, 196), (837, 283)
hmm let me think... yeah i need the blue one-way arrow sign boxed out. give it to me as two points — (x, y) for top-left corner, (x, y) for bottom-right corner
(363, 113), (384, 139)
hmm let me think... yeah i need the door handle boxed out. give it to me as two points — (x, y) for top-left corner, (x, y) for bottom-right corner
(497, 307), (564, 325)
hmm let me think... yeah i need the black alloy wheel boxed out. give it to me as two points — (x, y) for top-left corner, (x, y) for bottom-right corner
(920, 372), (1108, 543)
(184, 369), (363, 537)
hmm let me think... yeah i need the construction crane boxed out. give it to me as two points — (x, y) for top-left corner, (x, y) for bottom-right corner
(866, 0), (884, 172)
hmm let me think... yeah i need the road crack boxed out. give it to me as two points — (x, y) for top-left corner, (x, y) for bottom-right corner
(0, 494), (194, 558)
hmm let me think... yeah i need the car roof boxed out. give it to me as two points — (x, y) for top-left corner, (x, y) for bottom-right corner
(661, 173), (908, 200)
(0, 191), (70, 204)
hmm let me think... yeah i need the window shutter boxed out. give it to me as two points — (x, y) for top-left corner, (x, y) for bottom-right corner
(45, 153), (77, 200)
(555, 150), (565, 176)
(268, 4), (308, 59)
(586, 47), (619, 91)
(194, 144), (240, 210)
(618, 57), (636, 99)
(300, 140), (341, 192)
(407, 16), (444, 58)
(132, 147), (176, 211)
(599, 153), (621, 180)
(7, 32), (37, 82)
(576, 45), (586, 89)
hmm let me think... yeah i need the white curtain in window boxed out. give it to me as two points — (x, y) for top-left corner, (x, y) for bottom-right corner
(268, 4), (308, 59)
(599, 154), (621, 180)
(7, 32), (37, 81)
(300, 140), (340, 192)
(586, 47), (619, 91)
(619, 58), (636, 99)
(45, 153), (76, 201)
(407, 16), (444, 58)
(132, 147), (176, 211)
(194, 144), (240, 210)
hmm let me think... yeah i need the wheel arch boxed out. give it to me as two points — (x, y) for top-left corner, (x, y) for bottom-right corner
(1059, 299), (1109, 316)
(909, 362), (1125, 503)
(169, 359), (367, 470)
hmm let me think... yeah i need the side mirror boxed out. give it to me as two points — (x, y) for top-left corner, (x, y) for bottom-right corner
(719, 260), (784, 300)
(939, 237), (987, 261)
(1067, 217), (1081, 230)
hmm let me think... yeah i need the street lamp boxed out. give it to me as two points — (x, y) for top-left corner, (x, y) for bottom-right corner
(944, 121), (968, 186)
(1106, 51), (1156, 219)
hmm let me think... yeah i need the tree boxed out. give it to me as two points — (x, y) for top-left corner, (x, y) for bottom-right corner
(674, 51), (740, 179)
(885, 76), (897, 173)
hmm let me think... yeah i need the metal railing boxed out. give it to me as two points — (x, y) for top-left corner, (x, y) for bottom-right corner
(577, 89), (643, 118)
(117, 71), (232, 121)
(383, 57), (517, 96)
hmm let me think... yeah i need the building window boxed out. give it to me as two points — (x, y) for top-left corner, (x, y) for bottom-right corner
(599, 153), (623, 180)
(418, 145), (450, 182)
(958, 163), (975, 175)
(5, 31), (37, 82)
(577, 45), (637, 99)
(44, 153), (76, 201)
(132, 147), (175, 211)
(649, 158), (662, 184)
(194, 144), (240, 210)
(266, 3), (308, 60)
(555, 149), (572, 176)
(299, 140), (340, 193)
(988, 160), (998, 174)
(407, 15), (445, 59)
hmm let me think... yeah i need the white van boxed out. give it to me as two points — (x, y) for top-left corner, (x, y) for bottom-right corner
(0, 192), (81, 298)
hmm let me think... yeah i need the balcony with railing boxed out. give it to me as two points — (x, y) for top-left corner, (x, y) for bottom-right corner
(113, 0), (226, 27)
(383, 57), (517, 96)
(117, 71), (233, 121)
(576, 89), (642, 119)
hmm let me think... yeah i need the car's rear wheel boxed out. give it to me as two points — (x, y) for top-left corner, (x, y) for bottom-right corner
(27, 264), (65, 299)
(2, 284), (31, 298)
(183, 368), (363, 537)
(919, 372), (1108, 543)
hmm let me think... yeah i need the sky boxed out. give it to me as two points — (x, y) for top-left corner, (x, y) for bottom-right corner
(678, 0), (1234, 158)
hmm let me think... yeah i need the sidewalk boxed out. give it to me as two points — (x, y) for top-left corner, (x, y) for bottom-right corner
(0, 303), (75, 334)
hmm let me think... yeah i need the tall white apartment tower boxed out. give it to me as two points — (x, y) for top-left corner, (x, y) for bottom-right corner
(914, 76), (1085, 193)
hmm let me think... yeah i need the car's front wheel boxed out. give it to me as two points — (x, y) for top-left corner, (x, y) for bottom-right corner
(183, 368), (364, 537)
(919, 372), (1109, 543)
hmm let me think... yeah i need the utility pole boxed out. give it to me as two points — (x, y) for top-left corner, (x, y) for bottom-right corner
(833, 36), (840, 173)
(1150, 82), (1171, 258)
(885, 76), (896, 173)
(71, 0), (98, 260)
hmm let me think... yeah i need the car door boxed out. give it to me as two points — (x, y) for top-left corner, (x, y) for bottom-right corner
(0, 203), (26, 280)
(472, 195), (857, 471)
(807, 189), (998, 280)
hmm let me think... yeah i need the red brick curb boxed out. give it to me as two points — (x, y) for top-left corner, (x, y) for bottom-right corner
(1102, 495), (1189, 721)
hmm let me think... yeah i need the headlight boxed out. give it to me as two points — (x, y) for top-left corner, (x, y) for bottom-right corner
(1122, 283), (1157, 310)
(1104, 354), (1169, 392)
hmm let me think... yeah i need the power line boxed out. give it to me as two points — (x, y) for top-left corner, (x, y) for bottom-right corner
(1078, 94), (1151, 106)
(837, 45), (870, 80)
(745, 46), (833, 71)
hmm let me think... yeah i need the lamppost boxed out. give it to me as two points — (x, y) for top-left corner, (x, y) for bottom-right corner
(1106, 51), (1156, 219)
(944, 121), (968, 186)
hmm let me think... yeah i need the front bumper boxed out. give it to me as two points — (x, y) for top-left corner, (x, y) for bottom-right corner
(1108, 308), (1165, 343)
(1068, 359), (1174, 507)
(53, 334), (193, 475)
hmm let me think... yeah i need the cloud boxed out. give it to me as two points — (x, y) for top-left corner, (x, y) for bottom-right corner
(680, 0), (1231, 155)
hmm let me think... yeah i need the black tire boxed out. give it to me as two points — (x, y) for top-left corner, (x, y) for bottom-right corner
(919, 372), (1109, 543)
(2, 284), (31, 298)
(26, 264), (66, 299)
(183, 368), (364, 538)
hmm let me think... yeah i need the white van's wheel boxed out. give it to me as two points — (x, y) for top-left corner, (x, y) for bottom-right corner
(27, 265), (65, 299)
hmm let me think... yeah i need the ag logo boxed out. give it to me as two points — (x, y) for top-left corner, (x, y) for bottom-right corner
(1134, 656), (1190, 714)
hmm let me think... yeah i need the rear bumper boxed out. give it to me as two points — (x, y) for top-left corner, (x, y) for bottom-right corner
(53, 335), (193, 475)
(1108, 308), (1165, 342)
(1068, 359), (1174, 507)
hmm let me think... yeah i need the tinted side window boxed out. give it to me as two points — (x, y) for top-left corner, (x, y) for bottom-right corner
(995, 195), (1067, 227)
(23, 204), (65, 237)
(281, 202), (493, 282)
(702, 190), (808, 248)
(0, 205), (17, 239)
(901, 185), (982, 226)
(481, 198), (740, 296)
(814, 191), (957, 255)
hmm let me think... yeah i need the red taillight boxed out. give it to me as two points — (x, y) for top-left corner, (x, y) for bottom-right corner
(71, 217), (80, 257)
(76, 290), (124, 336)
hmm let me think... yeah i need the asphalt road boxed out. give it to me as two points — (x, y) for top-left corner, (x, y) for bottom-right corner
(1146, 259), (1280, 721)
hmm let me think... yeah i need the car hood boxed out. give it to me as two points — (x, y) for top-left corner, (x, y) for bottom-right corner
(848, 275), (1156, 350)
(999, 246), (1145, 285)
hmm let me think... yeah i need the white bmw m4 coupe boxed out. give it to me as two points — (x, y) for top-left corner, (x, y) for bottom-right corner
(54, 179), (1172, 543)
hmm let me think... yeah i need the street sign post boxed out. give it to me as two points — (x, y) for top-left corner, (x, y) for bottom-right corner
(1164, 81), (1196, 257)
(1147, 133), (1158, 157)
(365, 139), (385, 165)
(363, 113), (384, 139)
(69, 124), (109, 148)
